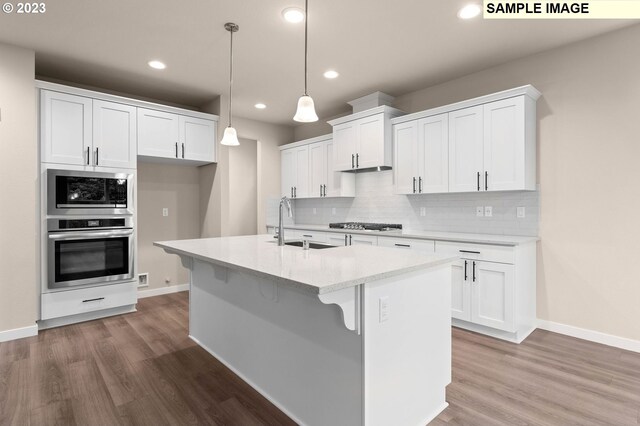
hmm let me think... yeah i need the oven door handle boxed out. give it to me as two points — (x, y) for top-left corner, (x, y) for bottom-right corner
(48, 229), (134, 240)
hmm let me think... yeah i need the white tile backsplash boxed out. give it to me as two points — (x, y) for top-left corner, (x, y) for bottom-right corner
(267, 170), (539, 236)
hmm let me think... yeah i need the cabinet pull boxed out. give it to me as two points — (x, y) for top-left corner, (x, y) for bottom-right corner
(477, 172), (480, 191)
(294, 187), (297, 198)
(95, 148), (99, 166)
(86, 147), (90, 165)
(303, 234), (313, 238)
(291, 187), (293, 198)
(472, 261), (476, 282)
(419, 177), (423, 193)
(82, 297), (105, 303)
(413, 177), (417, 194)
(395, 243), (410, 248)
(356, 153), (359, 168)
(459, 250), (480, 254)
(349, 235), (352, 245)
(345, 235), (348, 246)
(323, 184), (327, 197)
(464, 260), (468, 281)
(175, 142), (179, 158)
(182, 143), (185, 159)
(485, 171), (488, 191)
(320, 185), (323, 197)
(352, 154), (355, 169)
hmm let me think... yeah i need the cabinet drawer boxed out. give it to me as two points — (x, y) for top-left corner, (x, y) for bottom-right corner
(41, 281), (137, 320)
(291, 230), (328, 243)
(378, 236), (434, 253)
(435, 241), (514, 264)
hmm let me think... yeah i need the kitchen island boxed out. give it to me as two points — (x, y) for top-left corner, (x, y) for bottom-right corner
(155, 234), (457, 426)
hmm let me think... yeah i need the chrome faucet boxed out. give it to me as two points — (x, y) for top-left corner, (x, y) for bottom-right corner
(278, 196), (293, 246)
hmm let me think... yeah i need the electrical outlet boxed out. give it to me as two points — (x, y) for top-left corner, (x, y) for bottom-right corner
(379, 296), (389, 323)
(420, 207), (426, 217)
(331, 207), (336, 215)
(313, 207), (317, 215)
(476, 206), (484, 217)
(517, 206), (526, 218)
(484, 206), (493, 217)
(138, 273), (149, 288)
(162, 208), (169, 217)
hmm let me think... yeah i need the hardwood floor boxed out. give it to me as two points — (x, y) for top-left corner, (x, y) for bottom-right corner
(1, 292), (639, 425)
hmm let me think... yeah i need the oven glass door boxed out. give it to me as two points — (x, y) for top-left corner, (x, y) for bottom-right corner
(48, 231), (134, 289)
(55, 176), (128, 208)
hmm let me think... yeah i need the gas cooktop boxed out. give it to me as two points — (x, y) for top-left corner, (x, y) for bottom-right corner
(328, 222), (403, 231)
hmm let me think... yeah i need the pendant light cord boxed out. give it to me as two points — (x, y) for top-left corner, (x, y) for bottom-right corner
(228, 27), (234, 127)
(304, 0), (308, 96)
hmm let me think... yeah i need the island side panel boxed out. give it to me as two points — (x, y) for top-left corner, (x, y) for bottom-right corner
(363, 264), (452, 426)
(189, 259), (363, 426)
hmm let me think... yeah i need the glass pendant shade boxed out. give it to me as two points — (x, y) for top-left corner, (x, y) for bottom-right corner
(293, 95), (318, 122)
(220, 126), (240, 146)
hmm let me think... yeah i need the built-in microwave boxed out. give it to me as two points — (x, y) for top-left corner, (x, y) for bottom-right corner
(47, 169), (134, 216)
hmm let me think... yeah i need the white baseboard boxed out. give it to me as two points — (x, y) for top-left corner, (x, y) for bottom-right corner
(0, 324), (38, 343)
(537, 319), (640, 353)
(138, 283), (189, 299)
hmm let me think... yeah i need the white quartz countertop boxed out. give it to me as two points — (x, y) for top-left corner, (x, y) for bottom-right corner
(154, 234), (457, 295)
(269, 224), (538, 246)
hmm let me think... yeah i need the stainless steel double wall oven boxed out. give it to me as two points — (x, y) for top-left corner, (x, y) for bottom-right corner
(46, 169), (135, 290)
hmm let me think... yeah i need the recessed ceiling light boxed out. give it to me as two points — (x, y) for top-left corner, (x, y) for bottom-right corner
(282, 7), (305, 23)
(255, 103), (266, 109)
(457, 3), (481, 19)
(323, 70), (339, 79)
(148, 60), (166, 70)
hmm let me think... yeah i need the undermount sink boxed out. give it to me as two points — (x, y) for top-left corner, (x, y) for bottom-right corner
(270, 239), (338, 249)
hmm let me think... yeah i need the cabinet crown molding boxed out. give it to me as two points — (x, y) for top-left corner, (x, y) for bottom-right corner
(327, 105), (405, 127)
(391, 85), (540, 125)
(279, 134), (332, 151)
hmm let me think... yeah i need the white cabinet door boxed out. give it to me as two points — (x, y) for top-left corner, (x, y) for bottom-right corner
(41, 90), (92, 166)
(325, 141), (355, 198)
(448, 106), (483, 193)
(483, 97), (525, 191)
(451, 259), (472, 322)
(471, 261), (515, 332)
(308, 142), (326, 198)
(137, 108), (180, 159)
(180, 115), (216, 162)
(281, 148), (296, 198)
(327, 233), (348, 247)
(393, 121), (419, 194)
(356, 114), (384, 169)
(350, 234), (378, 246)
(297, 230), (329, 243)
(419, 113), (449, 193)
(293, 145), (309, 198)
(332, 122), (358, 171)
(92, 100), (136, 169)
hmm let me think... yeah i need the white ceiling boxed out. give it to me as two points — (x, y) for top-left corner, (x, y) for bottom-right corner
(0, 0), (632, 124)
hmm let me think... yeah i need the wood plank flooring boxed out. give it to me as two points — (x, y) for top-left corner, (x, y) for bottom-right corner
(0, 292), (638, 425)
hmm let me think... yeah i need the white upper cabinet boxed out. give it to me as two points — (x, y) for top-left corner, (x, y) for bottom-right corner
(448, 106), (484, 193)
(92, 100), (137, 169)
(138, 109), (217, 164)
(392, 85), (540, 194)
(137, 108), (180, 159)
(41, 90), (93, 167)
(394, 113), (448, 194)
(329, 106), (405, 172)
(280, 135), (355, 199)
(180, 115), (216, 163)
(41, 91), (136, 170)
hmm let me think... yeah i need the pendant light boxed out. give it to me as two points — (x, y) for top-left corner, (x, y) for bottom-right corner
(293, 0), (319, 122)
(221, 22), (240, 146)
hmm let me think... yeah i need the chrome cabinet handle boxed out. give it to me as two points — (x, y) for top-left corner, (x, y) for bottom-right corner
(356, 153), (359, 168)
(472, 261), (476, 282)
(485, 171), (488, 191)
(182, 143), (185, 159)
(464, 260), (468, 281)
(86, 147), (90, 165)
(413, 177), (416, 193)
(477, 172), (480, 191)
(352, 154), (355, 169)
(175, 142), (179, 158)
(419, 177), (423, 193)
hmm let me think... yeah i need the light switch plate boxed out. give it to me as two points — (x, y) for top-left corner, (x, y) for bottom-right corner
(476, 206), (484, 217)
(331, 207), (336, 215)
(517, 206), (526, 218)
(162, 208), (169, 217)
(379, 296), (389, 323)
(313, 208), (317, 215)
(420, 207), (426, 217)
(484, 206), (493, 217)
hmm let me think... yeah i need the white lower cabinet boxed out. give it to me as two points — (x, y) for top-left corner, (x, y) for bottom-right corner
(435, 240), (536, 343)
(377, 236), (434, 252)
(327, 233), (377, 246)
